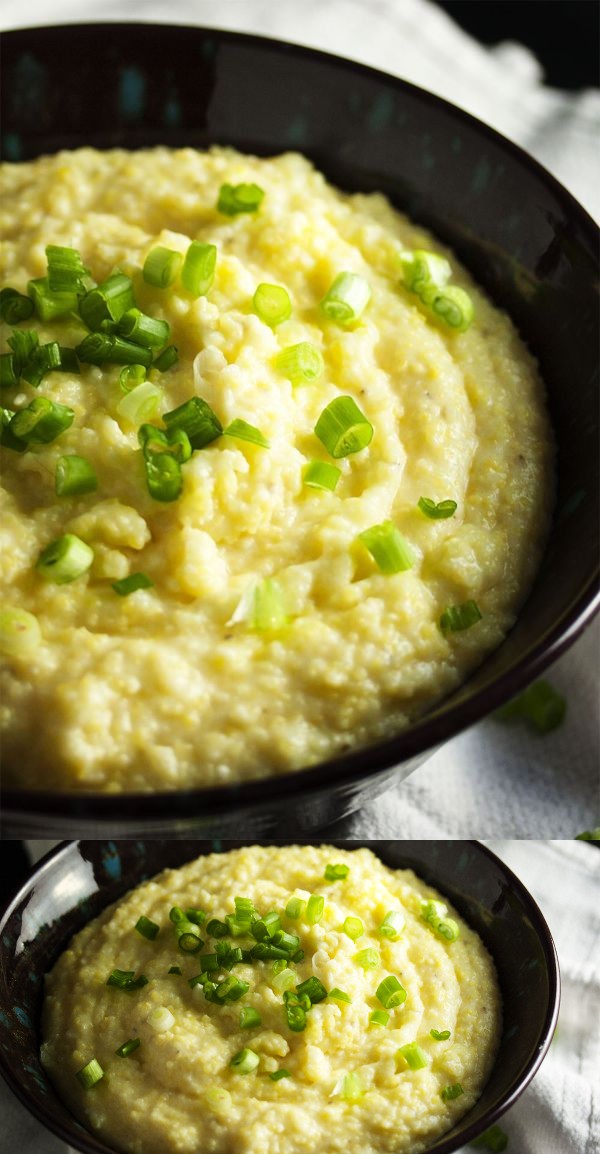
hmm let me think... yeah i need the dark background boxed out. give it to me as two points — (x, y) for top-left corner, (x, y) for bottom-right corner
(0, 3), (598, 902)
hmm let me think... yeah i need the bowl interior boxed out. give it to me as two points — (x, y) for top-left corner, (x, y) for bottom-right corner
(0, 840), (559, 1154)
(0, 24), (598, 832)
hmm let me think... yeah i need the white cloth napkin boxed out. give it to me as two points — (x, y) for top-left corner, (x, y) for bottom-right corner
(1, 0), (598, 838)
(0, 839), (597, 1153)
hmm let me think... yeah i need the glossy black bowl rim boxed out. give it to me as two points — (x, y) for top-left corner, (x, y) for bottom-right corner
(0, 839), (561, 1154)
(1, 23), (599, 827)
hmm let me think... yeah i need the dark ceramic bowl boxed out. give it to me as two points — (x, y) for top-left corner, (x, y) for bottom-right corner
(0, 840), (560, 1154)
(1, 24), (598, 837)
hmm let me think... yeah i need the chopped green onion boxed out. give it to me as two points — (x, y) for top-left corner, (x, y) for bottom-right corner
(421, 900), (460, 942)
(185, 908), (206, 926)
(224, 418), (269, 448)
(430, 1028), (451, 1041)
(320, 272), (371, 324)
(369, 1010), (390, 1028)
(181, 241), (217, 297)
(303, 460), (341, 492)
(275, 342), (324, 386)
(332, 1071), (365, 1102)
(576, 829), (600, 841)
(112, 572), (154, 596)
(358, 521), (415, 574)
(253, 283), (292, 327)
(45, 244), (89, 293)
(379, 910), (405, 941)
(178, 930), (204, 954)
(169, 906), (186, 925)
(143, 246), (183, 288)
(376, 975), (407, 1009)
(441, 1083), (464, 1101)
(269, 1069), (292, 1081)
(7, 327), (39, 367)
(230, 1047), (260, 1074)
(0, 607), (41, 657)
(55, 455), (98, 497)
(0, 287), (35, 323)
(1, 406), (27, 452)
(285, 897), (305, 921)
(118, 307), (170, 349)
(163, 396), (222, 449)
(119, 363), (147, 393)
(21, 341), (62, 387)
(239, 1007), (262, 1029)
(353, 948), (380, 970)
(153, 345), (179, 372)
(36, 534), (93, 584)
(146, 1006), (174, 1032)
(471, 1124), (509, 1151)
(324, 863), (350, 881)
(328, 988), (351, 1004)
(134, 915), (160, 940)
(399, 250), (451, 295)
(217, 182), (264, 215)
(271, 930), (300, 952)
(397, 1042), (430, 1070)
(77, 332), (153, 367)
(0, 354), (18, 389)
(296, 977), (328, 1004)
(251, 911), (282, 941)
(10, 396), (74, 444)
(204, 1086), (233, 1111)
(440, 600), (482, 633)
(273, 968), (297, 994)
(168, 965), (182, 975)
(79, 273), (135, 329)
(285, 1001), (307, 1032)
(199, 955), (219, 974)
(251, 578), (287, 632)
(430, 286), (474, 332)
(56, 346), (80, 374)
(206, 918), (229, 938)
(139, 424), (192, 464)
(343, 916), (364, 941)
(494, 679), (566, 734)
(117, 381), (162, 425)
(305, 895), (325, 925)
(115, 1037), (141, 1058)
(106, 968), (148, 991)
(251, 942), (288, 961)
(418, 496), (457, 519)
(314, 395), (373, 458)
(76, 1058), (104, 1089)
(28, 277), (78, 322)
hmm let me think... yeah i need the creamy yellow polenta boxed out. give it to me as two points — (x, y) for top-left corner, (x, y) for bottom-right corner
(0, 148), (553, 791)
(41, 845), (501, 1154)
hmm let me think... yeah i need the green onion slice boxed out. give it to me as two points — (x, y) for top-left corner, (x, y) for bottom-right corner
(328, 988), (351, 1004)
(45, 244), (90, 293)
(305, 895), (325, 925)
(324, 863), (350, 881)
(285, 897), (305, 920)
(0, 353), (18, 389)
(181, 241), (217, 297)
(576, 829), (600, 841)
(369, 1010), (390, 1027)
(239, 1007), (262, 1029)
(163, 396), (222, 449)
(250, 578), (288, 632)
(430, 286), (474, 332)
(379, 910), (405, 941)
(7, 327), (39, 367)
(1, 408), (28, 452)
(418, 496), (458, 519)
(494, 679), (566, 733)
(76, 1058), (104, 1088)
(168, 965), (182, 975)
(134, 915), (160, 940)
(269, 1068), (292, 1081)
(314, 395), (373, 458)
(224, 418), (270, 448)
(397, 1042), (430, 1070)
(0, 607), (41, 657)
(285, 1002), (307, 1033)
(230, 1047), (260, 1074)
(55, 455), (98, 497)
(253, 283), (292, 327)
(376, 975), (407, 1009)
(119, 364), (147, 393)
(117, 381), (162, 425)
(353, 948), (380, 970)
(296, 977), (328, 1004)
(27, 277), (78, 322)
(421, 899), (460, 942)
(112, 572), (154, 597)
(143, 246), (183, 288)
(118, 307), (170, 349)
(217, 182), (264, 215)
(106, 968), (148, 991)
(77, 332), (153, 367)
(10, 396), (75, 444)
(399, 250), (452, 295)
(440, 600), (482, 633)
(358, 521), (415, 574)
(21, 341), (62, 388)
(441, 1083), (464, 1101)
(153, 345), (179, 372)
(303, 460), (341, 492)
(146, 1006), (175, 1032)
(0, 287), (35, 324)
(430, 1028), (451, 1041)
(275, 342), (324, 386)
(332, 1071), (365, 1102)
(78, 272), (135, 329)
(343, 916), (364, 941)
(115, 1037), (141, 1058)
(36, 534), (93, 584)
(320, 272), (371, 324)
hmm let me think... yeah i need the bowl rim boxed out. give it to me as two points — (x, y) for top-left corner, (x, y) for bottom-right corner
(0, 838), (561, 1154)
(0, 21), (599, 828)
